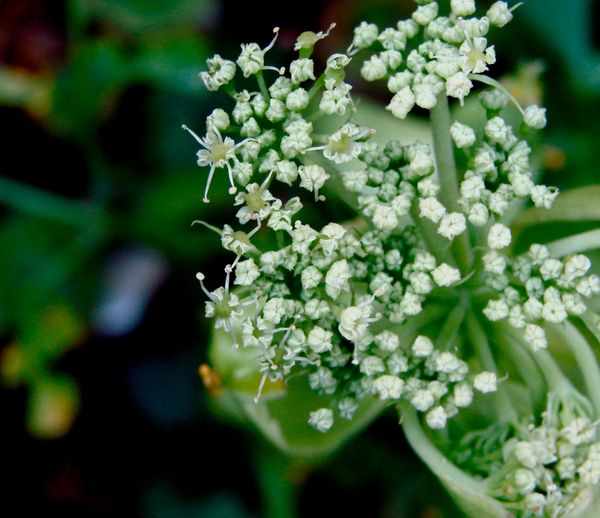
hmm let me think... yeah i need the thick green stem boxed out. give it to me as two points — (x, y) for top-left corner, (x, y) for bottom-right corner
(430, 94), (471, 272)
(550, 321), (600, 417)
(402, 407), (490, 494)
(581, 310), (600, 344)
(254, 446), (297, 518)
(466, 312), (518, 424)
(547, 229), (600, 257)
(436, 303), (466, 349)
(496, 325), (546, 407)
(410, 203), (454, 265)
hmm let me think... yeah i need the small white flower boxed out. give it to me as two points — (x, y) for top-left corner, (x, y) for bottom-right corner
(285, 88), (310, 111)
(426, 406), (447, 429)
(438, 212), (467, 239)
(450, 121), (476, 149)
(234, 259), (260, 286)
(320, 124), (372, 164)
(182, 125), (246, 202)
(373, 204), (400, 231)
(446, 72), (473, 104)
(468, 203), (490, 226)
(542, 298), (568, 323)
(451, 0), (476, 16)
(387, 71), (413, 93)
(237, 28), (282, 77)
(290, 58), (316, 84)
(523, 105), (547, 129)
(325, 259), (352, 299)
(488, 223), (512, 249)
(352, 21), (379, 49)
(524, 324), (547, 351)
(374, 330), (400, 352)
(206, 108), (230, 131)
(299, 164), (330, 200)
(412, 335), (434, 357)
(320, 81), (353, 115)
(460, 174), (486, 200)
(301, 266), (322, 290)
(474, 371), (497, 393)
(309, 408), (334, 432)
(339, 305), (373, 342)
(483, 298), (509, 321)
(576, 275), (600, 297)
(411, 389), (435, 412)
(361, 55), (387, 81)
(459, 37), (496, 75)
(487, 1), (514, 28)
(417, 177), (440, 197)
(373, 375), (404, 400)
(540, 258), (563, 280)
(514, 441), (537, 469)
(453, 383), (473, 407)
(410, 272), (434, 294)
(432, 263), (461, 287)
(412, 2), (438, 26)
(307, 326), (333, 353)
(530, 185), (559, 209)
(200, 54), (236, 91)
(514, 469), (536, 495)
(386, 87), (415, 119)
(483, 251), (506, 274)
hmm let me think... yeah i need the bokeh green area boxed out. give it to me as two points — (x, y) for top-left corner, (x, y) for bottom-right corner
(1, 0), (599, 516)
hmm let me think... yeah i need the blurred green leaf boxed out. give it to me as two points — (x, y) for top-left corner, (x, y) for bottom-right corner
(50, 40), (129, 136)
(85, 0), (216, 34)
(521, 0), (600, 93)
(131, 33), (209, 95)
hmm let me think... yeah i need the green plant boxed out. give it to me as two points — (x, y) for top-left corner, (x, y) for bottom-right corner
(187, 1), (600, 516)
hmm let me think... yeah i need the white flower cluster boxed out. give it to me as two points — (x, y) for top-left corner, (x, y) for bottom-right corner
(487, 395), (600, 517)
(189, 13), (599, 518)
(482, 244), (599, 351)
(185, 25), (360, 206)
(354, 0), (517, 115)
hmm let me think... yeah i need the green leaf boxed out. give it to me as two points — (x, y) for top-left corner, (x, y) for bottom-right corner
(131, 34), (209, 95)
(50, 40), (129, 136)
(521, 0), (600, 93)
(85, 0), (216, 35)
(208, 326), (384, 460)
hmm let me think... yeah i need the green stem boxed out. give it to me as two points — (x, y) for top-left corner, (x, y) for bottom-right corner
(436, 303), (466, 349)
(256, 71), (270, 100)
(496, 325), (546, 408)
(254, 446), (297, 518)
(401, 406), (494, 498)
(430, 94), (471, 272)
(466, 312), (518, 424)
(410, 203), (455, 266)
(550, 321), (600, 417)
(581, 310), (600, 344)
(0, 175), (106, 228)
(547, 229), (600, 257)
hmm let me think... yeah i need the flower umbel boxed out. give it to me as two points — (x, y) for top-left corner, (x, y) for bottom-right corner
(187, 3), (600, 517)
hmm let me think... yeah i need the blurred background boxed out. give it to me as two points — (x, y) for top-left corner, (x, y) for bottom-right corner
(1, 0), (599, 516)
